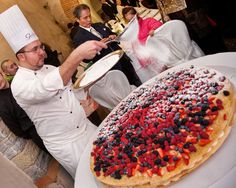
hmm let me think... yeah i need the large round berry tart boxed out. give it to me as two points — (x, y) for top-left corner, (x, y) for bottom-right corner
(90, 65), (235, 188)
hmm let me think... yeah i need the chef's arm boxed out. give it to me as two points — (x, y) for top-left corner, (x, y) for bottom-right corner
(59, 40), (107, 86)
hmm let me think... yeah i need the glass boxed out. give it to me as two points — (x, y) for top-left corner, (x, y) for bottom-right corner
(19, 44), (45, 53)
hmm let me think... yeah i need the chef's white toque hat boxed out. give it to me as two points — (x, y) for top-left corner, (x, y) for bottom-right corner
(0, 5), (38, 53)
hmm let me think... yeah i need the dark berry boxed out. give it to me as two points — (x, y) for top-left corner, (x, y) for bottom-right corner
(163, 155), (169, 162)
(111, 170), (122, 179)
(211, 106), (218, 112)
(131, 157), (137, 162)
(174, 85), (179, 90)
(94, 165), (101, 172)
(201, 119), (210, 127)
(223, 90), (230, 96)
(183, 142), (190, 149)
(173, 156), (179, 161)
(154, 158), (162, 165)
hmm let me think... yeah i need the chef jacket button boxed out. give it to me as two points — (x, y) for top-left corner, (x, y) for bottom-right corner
(77, 126), (79, 128)
(70, 111), (72, 114)
(60, 97), (62, 99)
(70, 89), (72, 92)
(34, 72), (37, 75)
(46, 66), (48, 69)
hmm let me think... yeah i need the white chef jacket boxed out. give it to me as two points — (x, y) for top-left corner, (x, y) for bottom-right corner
(11, 65), (97, 178)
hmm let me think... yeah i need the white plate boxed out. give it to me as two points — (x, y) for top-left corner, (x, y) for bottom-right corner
(75, 52), (236, 188)
(74, 50), (123, 88)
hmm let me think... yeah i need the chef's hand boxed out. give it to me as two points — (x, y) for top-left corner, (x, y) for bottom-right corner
(75, 40), (107, 60)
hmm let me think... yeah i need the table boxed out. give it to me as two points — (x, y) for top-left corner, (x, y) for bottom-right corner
(75, 52), (236, 188)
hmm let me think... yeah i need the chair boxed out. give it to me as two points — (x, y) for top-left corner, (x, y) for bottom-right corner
(89, 70), (136, 110)
(146, 20), (204, 68)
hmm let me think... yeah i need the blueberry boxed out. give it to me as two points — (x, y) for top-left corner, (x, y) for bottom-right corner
(183, 142), (190, 149)
(223, 90), (230, 96)
(201, 119), (209, 127)
(211, 106), (218, 112)
(154, 122), (159, 127)
(152, 150), (159, 156)
(181, 118), (188, 124)
(173, 156), (179, 161)
(131, 156), (137, 162)
(117, 154), (123, 160)
(94, 165), (101, 171)
(173, 126), (180, 134)
(111, 170), (122, 179)
(142, 162), (152, 168)
(163, 155), (169, 162)
(174, 85), (179, 90)
(201, 103), (209, 111)
(154, 158), (162, 165)
(103, 168), (107, 172)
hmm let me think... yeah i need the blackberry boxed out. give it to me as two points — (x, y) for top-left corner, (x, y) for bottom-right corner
(223, 90), (230, 96)
(111, 170), (122, 179)
(211, 106), (218, 112)
(163, 155), (169, 162)
(154, 158), (162, 165)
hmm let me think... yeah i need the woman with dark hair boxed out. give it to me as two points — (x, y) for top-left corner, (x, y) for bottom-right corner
(120, 6), (165, 83)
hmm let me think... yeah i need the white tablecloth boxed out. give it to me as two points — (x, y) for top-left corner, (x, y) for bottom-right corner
(75, 52), (236, 188)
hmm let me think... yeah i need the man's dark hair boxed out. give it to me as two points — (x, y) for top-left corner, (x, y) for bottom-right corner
(73, 4), (90, 19)
(122, 6), (137, 19)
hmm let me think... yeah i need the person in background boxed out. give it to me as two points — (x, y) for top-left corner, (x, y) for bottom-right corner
(122, 6), (162, 44)
(121, 6), (165, 83)
(71, 4), (142, 86)
(138, 0), (158, 9)
(0, 71), (47, 152)
(43, 43), (61, 67)
(167, 0), (227, 54)
(101, 0), (118, 20)
(119, 0), (139, 6)
(0, 59), (18, 82)
(0, 5), (107, 178)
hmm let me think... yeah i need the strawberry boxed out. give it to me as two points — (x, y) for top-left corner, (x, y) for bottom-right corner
(157, 148), (164, 158)
(199, 139), (211, 146)
(186, 136), (197, 143)
(199, 131), (209, 139)
(96, 171), (101, 176)
(167, 165), (176, 172)
(223, 114), (227, 120)
(147, 169), (153, 177)
(182, 153), (190, 165)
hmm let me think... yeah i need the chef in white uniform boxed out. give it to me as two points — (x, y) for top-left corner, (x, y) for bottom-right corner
(0, 5), (107, 178)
